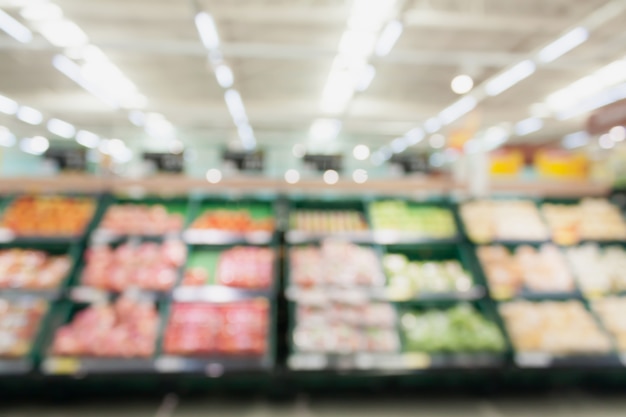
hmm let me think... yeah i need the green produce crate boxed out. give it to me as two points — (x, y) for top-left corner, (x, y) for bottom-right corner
(40, 298), (165, 375)
(0, 241), (82, 300)
(91, 195), (190, 242)
(0, 193), (105, 245)
(471, 242), (582, 302)
(497, 298), (621, 369)
(286, 197), (371, 244)
(365, 197), (460, 244)
(0, 296), (53, 375)
(185, 196), (276, 245)
(381, 243), (486, 302)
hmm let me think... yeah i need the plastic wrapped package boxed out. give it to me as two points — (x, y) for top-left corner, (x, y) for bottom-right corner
(0, 299), (47, 357)
(100, 204), (184, 235)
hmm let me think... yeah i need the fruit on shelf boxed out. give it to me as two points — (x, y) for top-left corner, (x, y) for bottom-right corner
(290, 240), (385, 288)
(460, 200), (548, 243)
(182, 267), (209, 286)
(0, 299), (47, 357)
(477, 244), (574, 296)
(52, 296), (158, 357)
(190, 209), (274, 233)
(591, 297), (626, 351)
(565, 244), (626, 294)
(0, 196), (96, 237)
(81, 240), (186, 291)
(0, 249), (71, 290)
(369, 201), (456, 238)
(499, 300), (611, 354)
(216, 247), (274, 289)
(290, 210), (368, 233)
(293, 303), (399, 353)
(542, 198), (626, 244)
(400, 304), (505, 353)
(383, 254), (473, 299)
(99, 204), (184, 235)
(163, 300), (269, 356)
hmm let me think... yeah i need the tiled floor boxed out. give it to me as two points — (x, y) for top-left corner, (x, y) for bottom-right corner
(2, 392), (626, 417)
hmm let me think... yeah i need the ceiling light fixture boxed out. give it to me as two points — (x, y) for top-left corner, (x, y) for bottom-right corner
(206, 168), (222, 184)
(0, 126), (16, 147)
(485, 60), (536, 96)
(538, 27), (589, 63)
(424, 117), (441, 133)
(610, 126), (626, 142)
(352, 169), (368, 184)
(215, 64), (234, 89)
(309, 118), (342, 141)
(20, 136), (49, 155)
(438, 96), (477, 125)
(0, 8), (33, 43)
(375, 20), (403, 57)
(450, 74), (474, 95)
(514, 117), (544, 136)
(75, 130), (100, 148)
(20, 3), (63, 21)
(236, 122), (256, 150)
(16, 106), (43, 125)
(0, 94), (18, 115)
(599, 134), (615, 149)
(355, 65), (376, 92)
(406, 127), (425, 145)
(224, 89), (248, 125)
(390, 137), (408, 153)
(292, 144), (306, 158)
(47, 118), (76, 138)
(429, 134), (446, 149)
(39, 19), (88, 48)
(561, 131), (590, 149)
(194, 12), (220, 51)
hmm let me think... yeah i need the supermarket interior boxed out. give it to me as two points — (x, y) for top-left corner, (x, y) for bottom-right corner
(1, 0), (626, 415)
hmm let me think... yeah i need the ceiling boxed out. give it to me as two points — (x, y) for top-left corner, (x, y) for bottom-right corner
(0, 0), (625, 159)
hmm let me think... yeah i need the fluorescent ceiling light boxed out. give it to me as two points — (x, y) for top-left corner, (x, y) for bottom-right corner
(0, 8), (33, 43)
(514, 117), (543, 136)
(353, 144), (370, 160)
(375, 20), (403, 57)
(352, 169), (368, 184)
(309, 118), (342, 141)
(390, 137), (407, 153)
(128, 110), (146, 126)
(237, 122), (256, 150)
(538, 27), (588, 63)
(224, 89), (248, 125)
(351, 0), (396, 22)
(562, 131), (589, 149)
(80, 45), (109, 63)
(424, 117), (441, 133)
(81, 61), (137, 99)
(405, 127), (425, 145)
(194, 12), (220, 51)
(320, 71), (354, 114)
(0, 94), (18, 115)
(39, 19), (88, 47)
(438, 96), (477, 125)
(16, 106), (43, 125)
(215, 64), (234, 89)
(20, 3), (63, 21)
(323, 169), (339, 185)
(370, 151), (384, 166)
(292, 143), (306, 158)
(599, 134), (614, 149)
(380, 145), (392, 159)
(20, 136), (49, 155)
(52, 54), (119, 108)
(285, 169), (300, 184)
(47, 118), (75, 138)
(144, 113), (175, 138)
(338, 30), (377, 58)
(483, 126), (510, 151)
(75, 130), (99, 148)
(355, 65), (375, 92)
(557, 83), (626, 120)
(610, 126), (625, 142)
(485, 60), (536, 96)
(0, 126), (15, 147)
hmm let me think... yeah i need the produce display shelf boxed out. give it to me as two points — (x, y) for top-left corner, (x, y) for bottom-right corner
(0, 358), (32, 375)
(514, 352), (622, 369)
(91, 230), (183, 244)
(42, 356), (156, 375)
(288, 352), (504, 372)
(69, 286), (165, 303)
(154, 355), (272, 375)
(183, 230), (274, 245)
(285, 286), (486, 303)
(0, 289), (64, 301)
(172, 286), (273, 303)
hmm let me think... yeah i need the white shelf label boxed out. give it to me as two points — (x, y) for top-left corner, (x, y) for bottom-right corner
(515, 352), (552, 368)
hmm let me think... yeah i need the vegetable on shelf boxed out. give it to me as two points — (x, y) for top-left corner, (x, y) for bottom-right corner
(499, 300), (612, 355)
(369, 201), (456, 238)
(400, 304), (505, 353)
(565, 244), (626, 295)
(163, 300), (269, 356)
(0, 196), (96, 237)
(592, 297), (626, 351)
(99, 204), (184, 235)
(0, 249), (71, 290)
(0, 299), (47, 357)
(190, 209), (274, 233)
(52, 296), (159, 358)
(81, 240), (186, 292)
(290, 210), (368, 233)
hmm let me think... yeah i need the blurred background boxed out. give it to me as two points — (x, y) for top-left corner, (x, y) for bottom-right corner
(0, 0), (626, 415)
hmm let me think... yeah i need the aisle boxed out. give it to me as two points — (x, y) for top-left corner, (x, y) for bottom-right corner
(1, 392), (625, 417)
